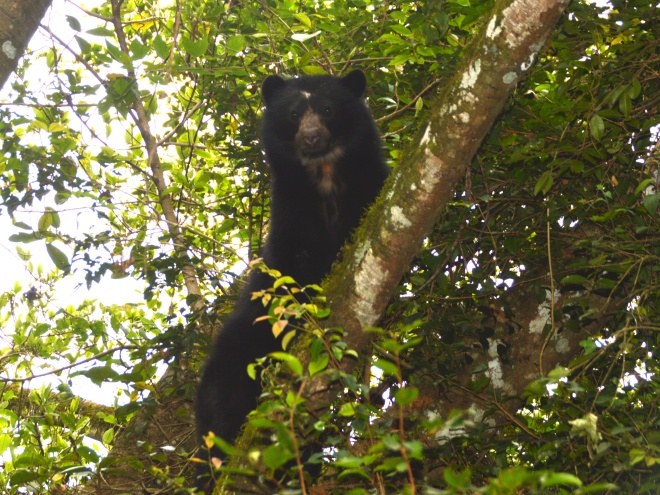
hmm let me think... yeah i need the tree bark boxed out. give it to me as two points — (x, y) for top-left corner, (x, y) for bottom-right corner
(0, 0), (52, 90)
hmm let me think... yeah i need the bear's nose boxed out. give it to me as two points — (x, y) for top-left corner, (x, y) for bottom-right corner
(301, 128), (321, 147)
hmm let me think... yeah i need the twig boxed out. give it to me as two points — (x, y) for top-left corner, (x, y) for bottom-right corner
(0, 345), (140, 383)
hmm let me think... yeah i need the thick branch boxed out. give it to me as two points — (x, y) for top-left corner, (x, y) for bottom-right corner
(313, 0), (571, 409)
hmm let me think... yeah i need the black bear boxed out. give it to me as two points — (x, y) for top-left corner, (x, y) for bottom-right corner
(195, 69), (388, 487)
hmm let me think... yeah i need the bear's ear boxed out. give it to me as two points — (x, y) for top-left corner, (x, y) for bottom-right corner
(262, 75), (286, 106)
(340, 70), (367, 98)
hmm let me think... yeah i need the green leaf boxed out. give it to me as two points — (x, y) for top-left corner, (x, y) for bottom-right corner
(46, 243), (70, 271)
(153, 35), (169, 59)
(78, 445), (100, 463)
(372, 358), (399, 377)
(263, 445), (294, 470)
(105, 41), (132, 68)
(560, 274), (590, 287)
(629, 448), (646, 465)
(54, 191), (71, 205)
(38, 211), (53, 231)
(301, 65), (327, 75)
(294, 13), (312, 28)
(76, 366), (119, 383)
(534, 170), (553, 196)
(497, 467), (529, 489)
(389, 53), (412, 67)
(208, 434), (242, 456)
(102, 428), (114, 446)
(87, 27), (115, 36)
(394, 387), (419, 407)
(643, 193), (659, 216)
(443, 467), (471, 488)
(0, 433), (11, 455)
(9, 232), (40, 243)
(589, 114), (605, 140)
(66, 16), (82, 32)
(226, 35), (246, 54)
(547, 366), (570, 379)
(308, 353), (329, 376)
(15, 246), (31, 261)
(268, 352), (302, 376)
(10, 469), (40, 486)
(579, 338), (598, 355)
(181, 36), (209, 58)
(281, 330), (296, 350)
(273, 276), (296, 289)
(415, 96), (423, 113)
(338, 402), (357, 417)
(618, 93), (632, 117)
(634, 178), (655, 195)
(540, 472), (583, 488)
(335, 456), (363, 468)
(629, 78), (641, 99)
(130, 39), (149, 60)
(13, 221), (31, 230)
(75, 35), (91, 54)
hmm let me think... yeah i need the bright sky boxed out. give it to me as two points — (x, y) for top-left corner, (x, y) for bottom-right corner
(0, 0), (148, 406)
(0, 0), (144, 306)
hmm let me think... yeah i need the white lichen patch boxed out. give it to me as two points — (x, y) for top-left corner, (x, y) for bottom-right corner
(487, 357), (514, 393)
(486, 16), (502, 39)
(2, 41), (17, 59)
(486, 338), (512, 392)
(440, 103), (458, 117)
(390, 206), (412, 229)
(353, 240), (372, 269)
(429, 413), (467, 442)
(520, 52), (536, 72)
(556, 337), (570, 354)
(461, 59), (482, 89)
(503, 72), (518, 84)
(419, 150), (445, 194)
(353, 248), (389, 328)
(472, 406), (496, 428)
(458, 112), (470, 124)
(420, 123), (432, 147)
(529, 288), (559, 334)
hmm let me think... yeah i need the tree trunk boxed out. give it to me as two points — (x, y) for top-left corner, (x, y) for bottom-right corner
(0, 0), (52, 90)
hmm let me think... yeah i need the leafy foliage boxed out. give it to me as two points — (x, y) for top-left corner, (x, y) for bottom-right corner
(0, 0), (658, 494)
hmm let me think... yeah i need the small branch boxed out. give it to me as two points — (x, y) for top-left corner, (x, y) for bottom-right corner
(0, 345), (139, 383)
(156, 99), (206, 147)
(167, 0), (183, 72)
(39, 24), (105, 86)
(539, 206), (556, 376)
(72, 1), (113, 22)
(374, 79), (442, 124)
(107, 0), (205, 313)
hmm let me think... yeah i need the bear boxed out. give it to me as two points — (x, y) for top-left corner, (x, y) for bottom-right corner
(195, 69), (389, 488)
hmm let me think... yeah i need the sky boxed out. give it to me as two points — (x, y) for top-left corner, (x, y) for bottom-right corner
(0, 0), (149, 406)
(0, 0), (144, 306)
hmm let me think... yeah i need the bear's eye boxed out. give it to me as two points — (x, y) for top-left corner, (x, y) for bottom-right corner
(322, 105), (332, 115)
(290, 110), (299, 120)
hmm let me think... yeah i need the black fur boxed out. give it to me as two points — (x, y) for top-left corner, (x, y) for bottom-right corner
(195, 70), (388, 487)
